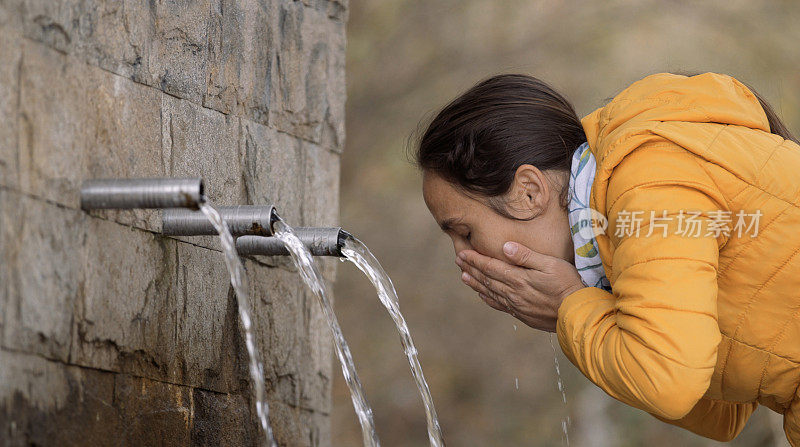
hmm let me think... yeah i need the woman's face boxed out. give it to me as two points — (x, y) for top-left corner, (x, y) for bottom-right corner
(422, 167), (574, 264)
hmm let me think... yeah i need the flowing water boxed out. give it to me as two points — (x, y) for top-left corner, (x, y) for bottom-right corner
(199, 202), (276, 447)
(341, 235), (445, 447)
(272, 219), (381, 447)
(550, 333), (571, 446)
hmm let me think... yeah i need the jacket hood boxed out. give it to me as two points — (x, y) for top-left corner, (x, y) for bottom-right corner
(581, 72), (770, 167)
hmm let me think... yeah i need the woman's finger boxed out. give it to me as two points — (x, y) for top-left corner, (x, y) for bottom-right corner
(461, 270), (509, 307)
(461, 270), (516, 315)
(502, 241), (557, 271)
(458, 250), (521, 285)
(478, 292), (508, 312)
(458, 259), (511, 297)
(460, 269), (492, 295)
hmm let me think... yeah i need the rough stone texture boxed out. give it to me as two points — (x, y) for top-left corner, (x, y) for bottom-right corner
(0, 350), (258, 446)
(0, 25), (21, 187)
(17, 0), (346, 149)
(0, 0), (345, 444)
(21, 0), (213, 103)
(205, 0), (275, 123)
(241, 121), (304, 225)
(273, 1), (346, 149)
(1, 191), (85, 362)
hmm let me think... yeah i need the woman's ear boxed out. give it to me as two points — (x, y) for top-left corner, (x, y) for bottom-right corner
(508, 164), (548, 218)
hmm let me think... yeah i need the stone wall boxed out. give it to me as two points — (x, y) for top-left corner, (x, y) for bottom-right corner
(0, 0), (346, 445)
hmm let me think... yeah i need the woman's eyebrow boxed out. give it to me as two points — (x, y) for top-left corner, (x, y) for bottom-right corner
(439, 216), (463, 232)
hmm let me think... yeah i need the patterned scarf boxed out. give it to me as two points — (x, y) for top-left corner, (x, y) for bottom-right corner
(567, 141), (613, 292)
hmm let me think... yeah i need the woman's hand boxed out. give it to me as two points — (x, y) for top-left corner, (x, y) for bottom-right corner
(455, 241), (586, 332)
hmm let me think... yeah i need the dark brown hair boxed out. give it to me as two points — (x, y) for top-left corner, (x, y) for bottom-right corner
(413, 74), (583, 218)
(413, 71), (797, 218)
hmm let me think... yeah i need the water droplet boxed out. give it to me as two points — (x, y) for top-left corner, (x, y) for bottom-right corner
(550, 333), (570, 446)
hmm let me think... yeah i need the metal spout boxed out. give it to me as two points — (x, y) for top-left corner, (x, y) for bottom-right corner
(162, 205), (278, 236)
(236, 228), (348, 257)
(80, 178), (204, 210)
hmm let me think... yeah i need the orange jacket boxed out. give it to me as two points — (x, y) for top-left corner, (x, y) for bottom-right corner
(556, 71), (800, 445)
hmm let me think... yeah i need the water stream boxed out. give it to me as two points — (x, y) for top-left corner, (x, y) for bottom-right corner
(272, 219), (381, 447)
(550, 333), (571, 446)
(340, 234), (445, 447)
(199, 202), (276, 447)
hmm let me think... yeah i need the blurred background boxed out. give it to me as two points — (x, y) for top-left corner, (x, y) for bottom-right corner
(333, 1), (800, 445)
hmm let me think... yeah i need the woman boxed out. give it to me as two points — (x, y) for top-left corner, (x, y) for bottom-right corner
(414, 71), (800, 444)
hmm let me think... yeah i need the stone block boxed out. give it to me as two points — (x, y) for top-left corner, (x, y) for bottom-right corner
(22, 0), (214, 103)
(272, 1), (346, 150)
(301, 142), (340, 228)
(0, 191), (4, 345)
(246, 257), (305, 383)
(0, 350), (122, 446)
(22, 0), (154, 85)
(161, 94), (244, 205)
(160, 94), (245, 250)
(241, 120), (305, 225)
(205, 0), (275, 124)
(247, 257), (334, 414)
(301, 276), (335, 413)
(0, 350), (276, 446)
(17, 40), (86, 208)
(321, 18), (346, 151)
(0, 0), (24, 32)
(0, 26), (21, 187)
(17, 39), (164, 230)
(0, 190), (85, 362)
(297, 0), (348, 22)
(270, 399), (329, 447)
(173, 241), (242, 393)
(0, 343), (72, 414)
(148, 0), (214, 103)
(20, 0), (76, 53)
(113, 374), (194, 445)
(70, 217), (178, 382)
(302, 142), (340, 282)
(190, 387), (254, 446)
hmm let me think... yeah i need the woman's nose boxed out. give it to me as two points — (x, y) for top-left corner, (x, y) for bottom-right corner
(452, 238), (471, 256)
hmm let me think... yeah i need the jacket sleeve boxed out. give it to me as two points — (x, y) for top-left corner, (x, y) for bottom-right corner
(652, 397), (758, 442)
(556, 141), (725, 420)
